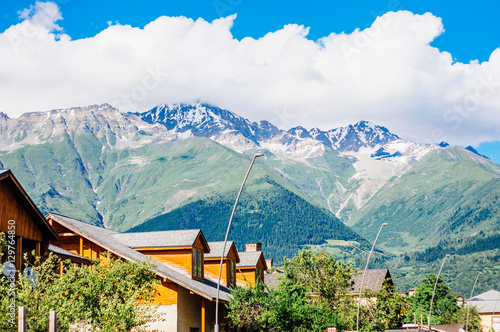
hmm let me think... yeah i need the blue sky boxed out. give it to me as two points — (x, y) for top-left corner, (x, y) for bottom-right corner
(2, 0), (499, 63)
(0, 0), (499, 163)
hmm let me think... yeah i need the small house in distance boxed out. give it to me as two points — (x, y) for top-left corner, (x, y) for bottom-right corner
(464, 289), (500, 332)
(350, 269), (394, 294)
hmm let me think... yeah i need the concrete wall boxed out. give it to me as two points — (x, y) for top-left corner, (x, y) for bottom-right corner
(176, 286), (231, 332)
(177, 286), (202, 331)
(146, 305), (178, 332)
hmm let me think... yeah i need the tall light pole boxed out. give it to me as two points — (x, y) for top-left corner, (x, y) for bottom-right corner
(214, 152), (264, 332)
(356, 222), (388, 332)
(428, 254), (450, 329)
(466, 271), (482, 332)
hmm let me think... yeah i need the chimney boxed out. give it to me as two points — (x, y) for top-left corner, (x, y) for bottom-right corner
(265, 259), (273, 269)
(245, 242), (261, 252)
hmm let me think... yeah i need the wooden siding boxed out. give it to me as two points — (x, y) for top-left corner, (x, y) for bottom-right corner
(49, 218), (181, 306)
(138, 249), (193, 276)
(193, 234), (209, 253)
(236, 268), (256, 287)
(0, 180), (44, 242)
(204, 260), (228, 286)
(154, 278), (178, 305)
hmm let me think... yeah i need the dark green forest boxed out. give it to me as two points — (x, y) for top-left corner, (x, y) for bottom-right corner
(369, 231), (500, 296)
(128, 178), (368, 261)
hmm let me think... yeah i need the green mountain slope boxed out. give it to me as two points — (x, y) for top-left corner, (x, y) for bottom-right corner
(347, 146), (500, 253)
(371, 231), (500, 296)
(128, 176), (368, 261)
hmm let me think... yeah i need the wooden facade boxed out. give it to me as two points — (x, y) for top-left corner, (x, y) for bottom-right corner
(0, 170), (58, 271)
(135, 232), (209, 281)
(204, 242), (239, 288)
(46, 213), (235, 332)
(236, 252), (267, 287)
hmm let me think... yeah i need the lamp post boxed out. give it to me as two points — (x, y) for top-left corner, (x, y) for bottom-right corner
(214, 152), (264, 332)
(466, 271), (482, 332)
(428, 254), (450, 329)
(356, 222), (388, 332)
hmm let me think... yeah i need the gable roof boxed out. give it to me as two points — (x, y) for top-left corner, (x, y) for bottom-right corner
(265, 270), (284, 289)
(113, 230), (210, 252)
(47, 213), (231, 302)
(237, 251), (267, 270)
(465, 289), (500, 314)
(205, 241), (240, 262)
(468, 289), (500, 301)
(350, 269), (392, 293)
(0, 169), (58, 240)
(47, 244), (91, 265)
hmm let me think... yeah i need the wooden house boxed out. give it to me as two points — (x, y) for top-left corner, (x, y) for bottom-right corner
(349, 269), (394, 294)
(235, 243), (268, 287)
(204, 241), (240, 288)
(0, 169), (58, 270)
(47, 213), (232, 332)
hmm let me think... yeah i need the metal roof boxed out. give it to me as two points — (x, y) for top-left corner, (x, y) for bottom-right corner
(47, 213), (231, 302)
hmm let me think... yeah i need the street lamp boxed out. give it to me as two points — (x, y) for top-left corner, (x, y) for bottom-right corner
(466, 271), (482, 332)
(214, 152), (264, 332)
(428, 254), (450, 329)
(356, 222), (388, 332)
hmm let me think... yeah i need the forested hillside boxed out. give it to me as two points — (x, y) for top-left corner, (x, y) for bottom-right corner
(128, 177), (369, 261)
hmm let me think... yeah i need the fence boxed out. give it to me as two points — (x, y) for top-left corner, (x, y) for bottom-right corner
(17, 306), (57, 332)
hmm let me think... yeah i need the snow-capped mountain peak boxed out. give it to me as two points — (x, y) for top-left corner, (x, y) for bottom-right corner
(135, 104), (430, 162)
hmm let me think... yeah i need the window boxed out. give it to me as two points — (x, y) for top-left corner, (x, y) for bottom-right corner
(255, 268), (262, 283)
(227, 259), (235, 287)
(192, 249), (203, 279)
(492, 316), (500, 331)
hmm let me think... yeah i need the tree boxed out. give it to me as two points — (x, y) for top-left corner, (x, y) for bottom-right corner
(0, 245), (159, 332)
(359, 279), (408, 332)
(228, 249), (356, 331)
(405, 273), (481, 330)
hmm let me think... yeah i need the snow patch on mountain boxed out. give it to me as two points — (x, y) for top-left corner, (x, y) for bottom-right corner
(0, 104), (175, 152)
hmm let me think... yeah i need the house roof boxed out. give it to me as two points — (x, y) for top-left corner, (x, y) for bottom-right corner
(205, 241), (240, 262)
(465, 290), (500, 314)
(47, 244), (91, 265)
(468, 289), (500, 301)
(349, 269), (392, 293)
(47, 213), (232, 302)
(265, 270), (284, 289)
(0, 169), (58, 240)
(237, 251), (267, 270)
(113, 230), (209, 252)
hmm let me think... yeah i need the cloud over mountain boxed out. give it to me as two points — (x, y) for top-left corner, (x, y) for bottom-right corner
(0, 1), (499, 146)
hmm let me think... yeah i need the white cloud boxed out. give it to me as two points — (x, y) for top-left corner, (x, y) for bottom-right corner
(1, 2), (500, 146)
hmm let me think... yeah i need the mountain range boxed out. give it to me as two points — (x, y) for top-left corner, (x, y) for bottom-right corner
(0, 103), (498, 294)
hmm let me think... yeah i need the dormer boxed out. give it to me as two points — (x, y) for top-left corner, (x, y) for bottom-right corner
(112, 229), (210, 281)
(236, 249), (268, 287)
(204, 241), (240, 288)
